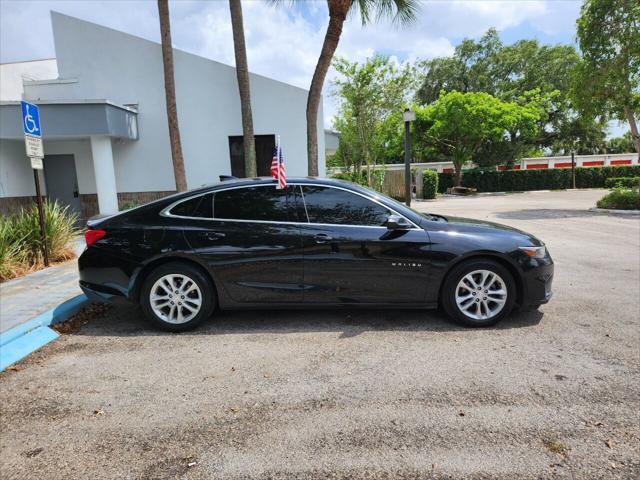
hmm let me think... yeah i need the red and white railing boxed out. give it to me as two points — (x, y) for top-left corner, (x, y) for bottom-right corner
(328, 153), (639, 175)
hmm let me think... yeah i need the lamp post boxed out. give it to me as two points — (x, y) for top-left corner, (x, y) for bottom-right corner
(403, 108), (416, 207)
(571, 150), (576, 189)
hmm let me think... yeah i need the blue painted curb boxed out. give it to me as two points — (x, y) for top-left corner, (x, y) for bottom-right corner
(0, 294), (90, 371)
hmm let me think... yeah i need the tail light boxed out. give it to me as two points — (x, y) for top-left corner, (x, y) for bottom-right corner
(85, 229), (106, 247)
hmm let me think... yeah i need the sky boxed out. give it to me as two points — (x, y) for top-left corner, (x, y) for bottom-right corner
(0, 0), (594, 130)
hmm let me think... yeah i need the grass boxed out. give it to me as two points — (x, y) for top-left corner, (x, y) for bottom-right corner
(0, 200), (80, 282)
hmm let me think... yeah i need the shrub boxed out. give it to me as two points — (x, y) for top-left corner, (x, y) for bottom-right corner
(0, 218), (27, 281)
(438, 172), (455, 193)
(422, 169), (439, 199)
(331, 168), (386, 193)
(604, 177), (640, 189)
(596, 189), (640, 210)
(459, 165), (640, 192)
(0, 200), (80, 281)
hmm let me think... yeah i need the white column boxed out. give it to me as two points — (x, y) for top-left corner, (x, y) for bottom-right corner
(90, 136), (119, 214)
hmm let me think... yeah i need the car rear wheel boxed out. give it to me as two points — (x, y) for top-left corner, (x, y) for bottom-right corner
(140, 262), (215, 332)
(442, 259), (516, 327)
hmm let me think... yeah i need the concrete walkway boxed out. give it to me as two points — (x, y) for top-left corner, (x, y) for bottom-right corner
(0, 240), (84, 334)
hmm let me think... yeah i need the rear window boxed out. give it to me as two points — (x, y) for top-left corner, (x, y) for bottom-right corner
(168, 193), (213, 218)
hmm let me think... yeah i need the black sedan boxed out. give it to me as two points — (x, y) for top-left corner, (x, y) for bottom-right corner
(79, 177), (553, 331)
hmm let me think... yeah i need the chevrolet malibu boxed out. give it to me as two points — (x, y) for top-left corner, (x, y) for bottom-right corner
(78, 177), (553, 331)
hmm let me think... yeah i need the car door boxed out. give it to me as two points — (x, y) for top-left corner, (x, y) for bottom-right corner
(176, 185), (304, 304)
(296, 184), (431, 304)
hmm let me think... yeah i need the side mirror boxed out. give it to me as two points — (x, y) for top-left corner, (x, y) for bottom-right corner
(385, 214), (411, 230)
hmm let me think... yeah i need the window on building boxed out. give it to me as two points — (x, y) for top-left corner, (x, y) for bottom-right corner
(228, 135), (276, 177)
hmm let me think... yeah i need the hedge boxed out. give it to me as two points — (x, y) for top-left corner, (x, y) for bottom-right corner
(596, 189), (640, 210)
(438, 172), (455, 193)
(604, 176), (640, 189)
(445, 165), (640, 193)
(421, 170), (439, 199)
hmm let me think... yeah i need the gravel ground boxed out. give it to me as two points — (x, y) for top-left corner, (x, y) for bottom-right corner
(1, 189), (638, 479)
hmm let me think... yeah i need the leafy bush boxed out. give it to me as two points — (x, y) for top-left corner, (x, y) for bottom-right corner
(331, 168), (386, 193)
(596, 189), (640, 210)
(0, 219), (27, 281)
(604, 177), (640, 189)
(121, 201), (140, 211)
(458, 165), (640, 192)
(438, 172), (455, 193)
(0, 200), (80, 281)
(421, 169), (439, 199)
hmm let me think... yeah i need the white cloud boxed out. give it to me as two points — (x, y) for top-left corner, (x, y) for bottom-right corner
(0, 0), (580, 127)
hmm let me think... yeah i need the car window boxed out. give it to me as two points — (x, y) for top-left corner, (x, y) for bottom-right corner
(213, 186), (292, 222)
(300, 185), (392, 226)
(168, 193), (213, 218)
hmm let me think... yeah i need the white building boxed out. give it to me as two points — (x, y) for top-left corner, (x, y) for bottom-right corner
(0, 12), (325, 219)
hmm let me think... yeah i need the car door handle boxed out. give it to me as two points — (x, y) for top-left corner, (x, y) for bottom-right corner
(204, 232), (226, 241)
(314, 233), (333, 244)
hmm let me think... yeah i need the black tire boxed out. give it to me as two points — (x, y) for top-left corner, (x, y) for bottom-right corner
(441, 259), (516, 327)
(140, 262), (215, 332)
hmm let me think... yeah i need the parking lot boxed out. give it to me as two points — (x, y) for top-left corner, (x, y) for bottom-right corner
(1, 189), (638, 479)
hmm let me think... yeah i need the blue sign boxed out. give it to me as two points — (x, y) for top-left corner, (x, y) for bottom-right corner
(21, 101), (41, 137)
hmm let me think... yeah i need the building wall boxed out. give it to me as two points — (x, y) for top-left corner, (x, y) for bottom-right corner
(0, 140), (46, 198)
(25, 12), (325, 195)
(0, 59), (58, 101)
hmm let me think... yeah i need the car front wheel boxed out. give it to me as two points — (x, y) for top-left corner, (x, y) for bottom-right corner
(442, 259), (516, 327)
(140, 262), (215, 332)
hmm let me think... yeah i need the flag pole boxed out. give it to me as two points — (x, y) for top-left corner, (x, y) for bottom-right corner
(276, 134), (281, 188)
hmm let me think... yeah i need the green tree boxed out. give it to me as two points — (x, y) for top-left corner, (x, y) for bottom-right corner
(271, 0), (419, 176)
(573, 0), (640, 153)
(331, 55), (414, 184)
(416, 29), (606, 157)
(607, 131), (637, 153)
(416, 29), (502, 103)
(421, 91), (543, 186)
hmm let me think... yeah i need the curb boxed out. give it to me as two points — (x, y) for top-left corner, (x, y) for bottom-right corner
(0, 294), (90, 371)
(589, 208), (640, 216)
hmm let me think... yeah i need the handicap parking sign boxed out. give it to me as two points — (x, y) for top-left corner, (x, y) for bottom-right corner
(21, 101), (41, 137)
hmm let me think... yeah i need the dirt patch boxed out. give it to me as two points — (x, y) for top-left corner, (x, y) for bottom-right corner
(52, 302), (112, 334)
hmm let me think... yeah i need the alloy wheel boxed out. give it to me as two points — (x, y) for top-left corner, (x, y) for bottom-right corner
(150, 273), (202, 324)
(455, 269), (508, 320)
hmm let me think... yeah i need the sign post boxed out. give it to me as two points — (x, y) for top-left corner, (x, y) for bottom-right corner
(21, 101), (49, 267)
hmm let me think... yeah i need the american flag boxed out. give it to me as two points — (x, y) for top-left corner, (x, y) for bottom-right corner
(270, 139), (286, 189)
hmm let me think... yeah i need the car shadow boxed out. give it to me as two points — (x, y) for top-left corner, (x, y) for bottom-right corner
(76, 303), (544, 338)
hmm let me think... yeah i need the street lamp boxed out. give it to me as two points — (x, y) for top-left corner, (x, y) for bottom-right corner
(571, 149), (576, 189)
(403, 108), (416, 207)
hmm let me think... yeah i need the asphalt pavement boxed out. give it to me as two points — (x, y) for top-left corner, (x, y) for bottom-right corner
(1, 189), (638, 479)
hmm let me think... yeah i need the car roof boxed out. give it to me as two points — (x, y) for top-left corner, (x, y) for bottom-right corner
(184, 176), (355, 195)
(93, 176), (424, 229)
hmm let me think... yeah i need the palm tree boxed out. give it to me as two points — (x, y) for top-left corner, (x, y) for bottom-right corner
(229, 0), (257, 177)
(158, 0), (187, 191)
(272, 0), (419, 176)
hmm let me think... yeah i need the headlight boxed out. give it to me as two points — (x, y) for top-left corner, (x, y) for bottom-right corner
(519, 246), (547, 259)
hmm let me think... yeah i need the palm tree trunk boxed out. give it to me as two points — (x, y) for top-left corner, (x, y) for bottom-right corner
(158, 0), (187, 191)
(624, 106), (640, 154)
(229, 0), (257, 177)
(306, 0), (350, 176)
